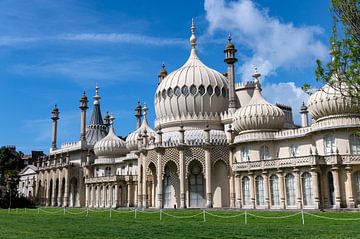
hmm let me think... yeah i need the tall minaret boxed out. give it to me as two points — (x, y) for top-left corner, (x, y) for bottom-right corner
(104, 111), (110, 133)
(158, 63), (167, 84)
(79, 91), (88, 142)
(300, 102), (309, 127)
(135, 101), (142, 129)
(51, 104), (60, 151)
(224, 34), (238, 113)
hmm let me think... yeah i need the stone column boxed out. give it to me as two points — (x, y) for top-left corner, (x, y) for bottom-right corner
(294, 169), (302, 209)
(311, 167), (320, 209)
(63, 169), (69, 207)
(114, 184), (119, 207)
(234, 174), (242, 208)
(51, 173), (56, 207)
(263, 171), (270, 209)
(179, 148), (186, 208)
(249, 172), (255, 209)
(97, 185), (100, 207)
(142, 156), (148, 208)
(102, 185), (106, 208)
(156, 151), (163, 209)
(45, 172), (50, 206)
(229, 149), (235, 208)
(277, 170), (286, 209)
(345, 165), (355, 208)
(205, 146), (213, 208)
(127, 182), (131, 207)
(85, 184), (90, 207)
(332, 166), (341, 209)
(134, 183), (138, 207)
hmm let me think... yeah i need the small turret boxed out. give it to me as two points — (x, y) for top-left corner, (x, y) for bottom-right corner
(135, 101), (142, 129)
(79, 92), (88, 142)
(51, 104), (60, 151)
(300, 102), (309, 127)
(224, 34), (238, 112)
(158, 63), (168, 84)
(104, 111), (110, 131)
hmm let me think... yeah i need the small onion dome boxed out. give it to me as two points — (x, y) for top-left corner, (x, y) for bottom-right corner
(233, 68), (285, 132)
(159, 63), (167, 78)
(308, 80), (360, 120)
(94, 116), (127, 157)
(126, 104), (156, 151)
(225, 35), (235, 50)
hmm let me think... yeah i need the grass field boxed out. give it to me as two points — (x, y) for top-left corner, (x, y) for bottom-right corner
(1, 208), (360, 239)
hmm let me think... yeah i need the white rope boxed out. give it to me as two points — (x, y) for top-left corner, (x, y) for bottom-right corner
(137, 210), (161, 214)
(246, 212), (301, 219)
(111, 209), (136, 214)
(205, 211), (245, 218)
(65, 209), (87, 215)
(304, 212), (360, 221)
(87, 208), (108, 213)
(161, 211), (203, 219)
(39, 208), (63, 214)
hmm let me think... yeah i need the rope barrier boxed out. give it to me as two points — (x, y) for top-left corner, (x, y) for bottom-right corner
(111, 209), (135, 214)
(246, 211), (301, 219)
(204, 211), (245, 218)
(38, 208), (64, 214)
(304, 212), (360, 221)
(137, 210), (161, 214)
(65, 209), (87, 215)
(161, 211), (203, 219)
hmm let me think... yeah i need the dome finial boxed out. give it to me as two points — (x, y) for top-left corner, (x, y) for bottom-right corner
(143, 103), (148, 119)
(252, 67), (261, 89)
(110, 113), (115, 127)
(93, 83), (101, 105)
(190, 18), (197, 49)
(228, 33), (232, 42)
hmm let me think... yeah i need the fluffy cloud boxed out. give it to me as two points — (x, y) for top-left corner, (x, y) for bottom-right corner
(262, 82), (309, 125)
(204, 0), (328, 81)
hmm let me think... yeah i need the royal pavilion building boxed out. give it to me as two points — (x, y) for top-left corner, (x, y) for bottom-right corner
(24, 20), (360, 210)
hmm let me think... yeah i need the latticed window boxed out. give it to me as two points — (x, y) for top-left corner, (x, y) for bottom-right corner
(302, 172), (312, 206)
(242, 145), (249, 161)
(242, 176), (251, 205)
(324, 135), (336, 155)
(350, 134), (360, 154)
(270, 175), (280, 206)
(105, 167), (111, 177)
(256, 176), (265, 206)
(290, 144), (299, 157)
(285, 174), (296, 206)
(260, 145), (270, 160)
(355, 171), (360, 204)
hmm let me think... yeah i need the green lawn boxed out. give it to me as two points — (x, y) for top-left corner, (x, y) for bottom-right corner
(0, 208), (360, 238)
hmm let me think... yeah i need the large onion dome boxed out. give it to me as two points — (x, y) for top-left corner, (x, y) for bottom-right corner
(126, 104), (156, 151)
(154, 19), (228, 128)
(233, 68), (285, 132)
(308, 79), (360, 121)
(94, 116), (128, 157)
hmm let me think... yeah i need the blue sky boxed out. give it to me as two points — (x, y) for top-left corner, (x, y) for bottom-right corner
(0, 0), (333, 153)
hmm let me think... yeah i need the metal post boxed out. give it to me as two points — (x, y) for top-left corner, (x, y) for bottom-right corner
(109, 207), (112, 218)
(160, 210), (162, 221)
(301, 209), (305, 225)
(203, 210), (206, 222)
(245, 211), (247, 224)
(134, 209), (137, 219)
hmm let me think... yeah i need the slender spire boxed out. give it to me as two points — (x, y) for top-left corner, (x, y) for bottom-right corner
(143, 103), (148, 120)
(94, 83), (100, 105)
(190, 18), (197, 49)
(252, 67), (261, 90)
(110, 113), (115, 128)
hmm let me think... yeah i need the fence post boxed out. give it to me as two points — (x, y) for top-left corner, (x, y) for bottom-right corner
(25, 208), (27, 214)
(203, 210), (206, 222)
(86, 207), (89, 217)
(16, 208), (18, 213)
(134, 209), (137, 219)
(109, 207), (112, 218)
(63, 207), (66, 215)
(160, 210), (162, 221)
(244, 211), (247, 225)
(38, 208), (40, 214)
(301, 209), (305, 225)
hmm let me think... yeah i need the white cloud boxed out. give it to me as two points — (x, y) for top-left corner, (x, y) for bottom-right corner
(62, 33), (186, 47)
(0, 36), (39, 46)
(204, 0), (328, 81)
(262, 82), (309, 125)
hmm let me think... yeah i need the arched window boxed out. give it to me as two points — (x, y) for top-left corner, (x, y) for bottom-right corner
(324, 135), (336, 155)
(290, 144), (299, 157)
(270, 175), (280, 206)
(260, 145), (270, 160)
(302, 172), (312, 206)
(354, 171), (360, 204)
(256, 176), (264, 206)
(350, 134), (360, 154)
(285, 174), (296, 206)
(105, 167), (111, 177)
(242, 176), (251, 206)
(242, 145), (249, 161)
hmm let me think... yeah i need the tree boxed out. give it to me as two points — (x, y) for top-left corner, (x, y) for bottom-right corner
(302, 0), (359, 98)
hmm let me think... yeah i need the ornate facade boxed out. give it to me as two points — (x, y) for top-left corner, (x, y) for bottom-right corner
(30, 20), (360, 209)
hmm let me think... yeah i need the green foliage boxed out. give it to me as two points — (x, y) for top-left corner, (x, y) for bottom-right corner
(305, 0), (359, 98)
